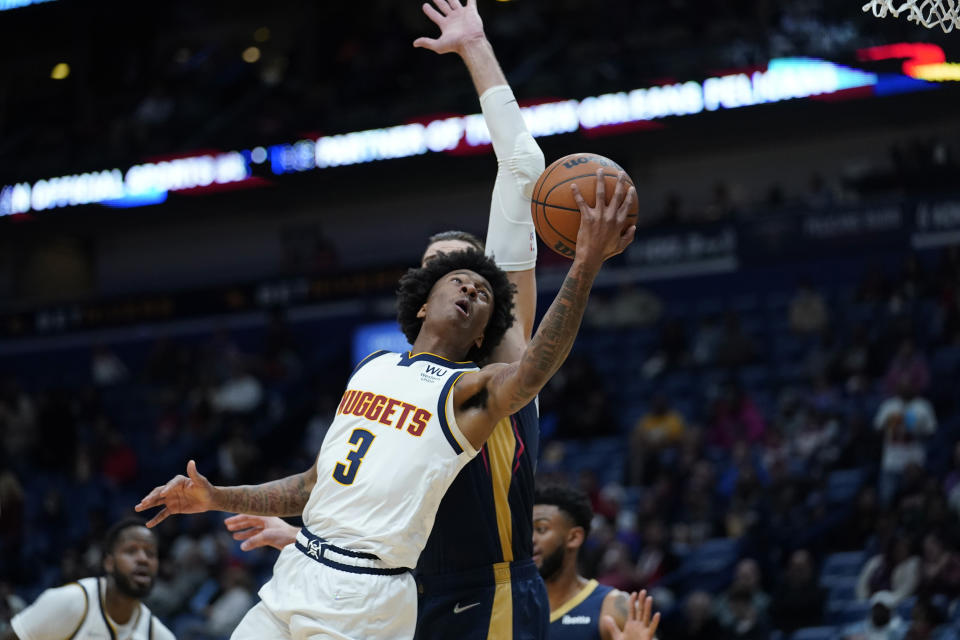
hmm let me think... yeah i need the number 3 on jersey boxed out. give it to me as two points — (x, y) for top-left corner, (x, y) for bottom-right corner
(332, 428), (375, 485)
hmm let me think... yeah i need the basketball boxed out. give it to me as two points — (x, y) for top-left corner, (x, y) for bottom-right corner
(531, 153), (639, 259)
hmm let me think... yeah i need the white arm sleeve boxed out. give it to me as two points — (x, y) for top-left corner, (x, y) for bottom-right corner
(480, 85), (544, 272)
(11, 584), (87, 640)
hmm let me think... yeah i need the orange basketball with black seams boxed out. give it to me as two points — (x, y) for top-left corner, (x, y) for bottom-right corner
(530, 153), (639, 259)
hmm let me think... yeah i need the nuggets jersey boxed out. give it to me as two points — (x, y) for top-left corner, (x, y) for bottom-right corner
(301, 351), (479, 569)
(11, 577), (173, 640)
(417, 397), (539, 574)
(548, 580), (613, 640)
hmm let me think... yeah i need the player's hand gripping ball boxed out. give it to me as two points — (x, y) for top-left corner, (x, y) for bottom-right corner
(531, 153), (639, 258)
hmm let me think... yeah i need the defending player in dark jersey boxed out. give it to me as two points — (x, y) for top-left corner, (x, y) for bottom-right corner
(534, 484), (632, 640)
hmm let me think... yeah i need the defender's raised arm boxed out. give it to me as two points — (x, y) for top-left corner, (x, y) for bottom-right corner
(454, 169), (637, 448)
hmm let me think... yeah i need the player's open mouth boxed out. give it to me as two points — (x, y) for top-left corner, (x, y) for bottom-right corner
(455, 299), (470, 316)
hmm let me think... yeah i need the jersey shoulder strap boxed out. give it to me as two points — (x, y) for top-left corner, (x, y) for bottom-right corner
(66, 581), (90, 640)
(349, 350), (391, 379)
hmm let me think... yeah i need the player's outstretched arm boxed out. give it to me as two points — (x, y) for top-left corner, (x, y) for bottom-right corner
(455, 170), (637, 448)
(414, 0), (504, 94)
(416, 0), (543, 361)
(601, 591), (660, 640)
(224, 514), (299, 551)
(135, 460), (317, 527)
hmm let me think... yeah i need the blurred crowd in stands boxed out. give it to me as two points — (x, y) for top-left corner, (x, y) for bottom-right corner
(3, 0), (938, 182)
(1, 244), (959, 639)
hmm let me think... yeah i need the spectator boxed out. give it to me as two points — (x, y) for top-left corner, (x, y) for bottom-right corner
(633, 519), (680, 590)
(595, 541), (638, 592)
(629, 394), (686, 485)
(0, 378), (36, 461)
(723, 588), (772, 639)
(90, 344), (129, 386)
(842, 590), (907, 640)
(708, 382), (767, 449)
(592, 282), (664, 329)
(199, 328), (242, 384)
(873, 382), (937, 505)
(209, 364), (264, 414)
(945, 442), (960, 514)
(769, 549), (825, 633)
(856, 533), (921, 605)
(834, 486), (881, 553)
(691, 315), (722, 367)
(714, 312), (757, 368)
(918, 530), (960, 600)
(806, 331), (840, 382)
(0, 473), (25, 582)
(216, 421), (260, 483)
(839, 324), (877, 393)
(714, 559), (770, 630)
(99, 428), (138, 488)
(0, 581), (26, 636)
(789, 281), (830, 334)
(642, 319), (690, 378)
(834, 413), (883, 473)
(261, 307), (301, 383)
(883, 339), (930, 395)
(663, 590), (724, 640)
(903, 597), (943, 640)
(179, 565), (255, 640)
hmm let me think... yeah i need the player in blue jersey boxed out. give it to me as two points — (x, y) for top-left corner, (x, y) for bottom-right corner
(224, 0), (552, 637)
(534, 484), (633, 640)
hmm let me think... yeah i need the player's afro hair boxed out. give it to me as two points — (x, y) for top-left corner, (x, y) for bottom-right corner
(104, 517), (153, 555)
(397, 249), (515, 364)
(535, 483), (593, 537)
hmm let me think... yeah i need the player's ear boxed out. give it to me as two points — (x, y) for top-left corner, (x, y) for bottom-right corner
(103, 552), (115, 574)
(567, 526), (585, 550)
(473, 333), (484, 350)
(417, 303), (427, 320)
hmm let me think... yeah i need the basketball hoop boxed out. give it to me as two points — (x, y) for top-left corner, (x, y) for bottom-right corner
(863, 0), (960, 32)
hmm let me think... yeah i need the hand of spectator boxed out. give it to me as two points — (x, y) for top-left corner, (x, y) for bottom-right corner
(602, 590), (660, 640)
(413, 0), (485, 56)
(135, 460), (217, 527)
(224, 514), (298, 551)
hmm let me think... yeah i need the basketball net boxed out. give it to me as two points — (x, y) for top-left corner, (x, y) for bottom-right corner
(863, 0), (960, 32)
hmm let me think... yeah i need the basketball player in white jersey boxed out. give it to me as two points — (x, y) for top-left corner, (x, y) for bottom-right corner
(135, 34), (637, 640)
(4, 518), (174, 640)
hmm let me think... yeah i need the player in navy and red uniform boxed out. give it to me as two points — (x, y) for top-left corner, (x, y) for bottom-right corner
(223, 0), (552, 636)
(534, 484), (631, 640)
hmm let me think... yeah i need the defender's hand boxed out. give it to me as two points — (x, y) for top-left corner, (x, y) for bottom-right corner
(224, 514), (298, 551)
(570, 169), (637, 267)
(602, 591), (660, 640)
(135, 460), (217, 528)
(413, 0), (485, 56)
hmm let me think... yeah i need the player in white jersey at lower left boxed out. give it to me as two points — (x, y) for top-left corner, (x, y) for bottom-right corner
(5, 518), (174, 640)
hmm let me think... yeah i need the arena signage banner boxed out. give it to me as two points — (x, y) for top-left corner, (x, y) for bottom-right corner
(1, 56), (893, 217)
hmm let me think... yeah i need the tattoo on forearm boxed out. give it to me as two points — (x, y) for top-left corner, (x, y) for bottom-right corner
(511, 267), (593, 409)
(613, 593), (629, 621)
(218, 472), (312, 517)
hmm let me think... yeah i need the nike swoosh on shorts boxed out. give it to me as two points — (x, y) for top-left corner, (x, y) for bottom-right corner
(453, 602), (481, 614)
